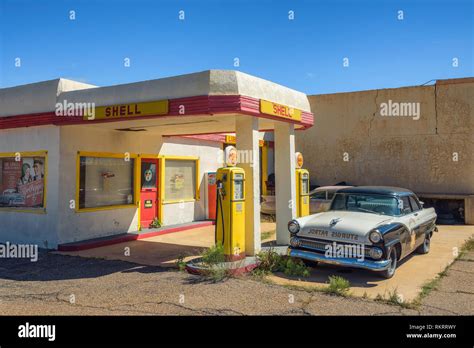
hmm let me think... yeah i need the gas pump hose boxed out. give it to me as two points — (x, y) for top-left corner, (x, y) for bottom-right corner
(215, 189), (226, 246)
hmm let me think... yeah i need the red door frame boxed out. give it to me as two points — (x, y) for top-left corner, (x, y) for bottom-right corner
(139, 158), (160, 229)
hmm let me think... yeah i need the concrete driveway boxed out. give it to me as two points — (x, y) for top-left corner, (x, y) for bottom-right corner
(267, 225), (474, 302)
(57, 222), (276, 267)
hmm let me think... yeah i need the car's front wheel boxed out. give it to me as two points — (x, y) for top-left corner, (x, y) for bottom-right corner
(416, 233), (431, 254)
(380, 247), (397, 279)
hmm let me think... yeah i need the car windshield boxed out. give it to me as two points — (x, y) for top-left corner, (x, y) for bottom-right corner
(330, 193), (400, 216)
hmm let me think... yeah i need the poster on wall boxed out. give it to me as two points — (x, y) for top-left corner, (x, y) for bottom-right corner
(0, 157), (44, 208)
(1, 159), (22, 192)
(170, 173), (185, 193)
(18, 179), (44, 207)
(141, 163), (157, 189)
(164, 160), (195, 201)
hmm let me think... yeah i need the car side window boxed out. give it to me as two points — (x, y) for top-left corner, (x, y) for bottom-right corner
(331, 194), (346, 210)
(399, 196), (412, 215)
(311, 191), (327, 200)
(347, 196), (357, 209)
(327, 191), (336, 200)
(409, 196), (421, 212)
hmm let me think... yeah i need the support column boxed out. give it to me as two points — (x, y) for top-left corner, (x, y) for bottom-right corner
(236, 116), (261, 256)
(274, 121), (296, 245)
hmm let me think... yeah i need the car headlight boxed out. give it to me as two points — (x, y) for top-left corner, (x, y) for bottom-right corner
(290, 237), (301, 248)
(369, 229), (382, 244)
(369, 247), (383, 259)
(288, 220), (300, 234)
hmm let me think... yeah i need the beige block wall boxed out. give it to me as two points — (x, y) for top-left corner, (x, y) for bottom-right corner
(296, 80), (474, 195)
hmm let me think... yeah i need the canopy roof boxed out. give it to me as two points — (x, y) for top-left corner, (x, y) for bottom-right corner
(0, 70), (313, 134)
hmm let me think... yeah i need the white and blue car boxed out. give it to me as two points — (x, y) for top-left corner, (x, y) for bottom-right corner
(0, 189), (25, 207)
(288, 186), (437, 278)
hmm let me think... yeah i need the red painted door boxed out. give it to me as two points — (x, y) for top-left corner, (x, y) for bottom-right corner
(140, 159), (158, 228)
(207, 172), (217, 220)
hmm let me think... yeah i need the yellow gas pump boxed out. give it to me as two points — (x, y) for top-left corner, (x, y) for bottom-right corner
(215, 146), (246, 261)
(295, 152), (310, 217)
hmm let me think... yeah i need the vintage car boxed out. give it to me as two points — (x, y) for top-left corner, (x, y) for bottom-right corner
(288, 186), (437, 278)
(0, 189), (26, 206)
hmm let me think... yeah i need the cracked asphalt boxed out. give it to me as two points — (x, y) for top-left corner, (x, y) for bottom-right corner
(0, 250), (472, 315)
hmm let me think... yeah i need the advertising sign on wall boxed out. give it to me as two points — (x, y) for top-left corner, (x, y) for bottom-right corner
(1, 159), (22, 192)
(170, 173), (185, 193)
(0, 157), (45, 208)
(164, 160), (196, 201)
(18, 179), (44, 207)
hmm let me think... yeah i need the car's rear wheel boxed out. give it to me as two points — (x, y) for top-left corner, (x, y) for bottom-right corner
(380, 247), (397, 279)
(416, 233), (431, 254)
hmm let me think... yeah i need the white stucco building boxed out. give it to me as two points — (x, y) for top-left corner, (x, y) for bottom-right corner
(0, 70), (313, 251)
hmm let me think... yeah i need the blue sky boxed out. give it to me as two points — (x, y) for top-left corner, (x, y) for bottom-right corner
(0, 0), (472, 94)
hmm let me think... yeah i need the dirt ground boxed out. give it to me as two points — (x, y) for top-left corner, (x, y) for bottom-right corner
(56, 224), (473, 303)
(0, 245), (472, 315)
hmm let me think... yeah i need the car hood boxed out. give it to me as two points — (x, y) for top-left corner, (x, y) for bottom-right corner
(297, 211), (395, 244)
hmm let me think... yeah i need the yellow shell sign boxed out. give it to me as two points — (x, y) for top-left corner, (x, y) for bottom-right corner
(83, 100), (169, 121)
(260, 100), (302, 121)
(225, 135), (265, 147)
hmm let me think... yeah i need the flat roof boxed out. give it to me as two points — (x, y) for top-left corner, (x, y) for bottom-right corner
(0, 78), (96, 117)
(0, 70), (311, 118)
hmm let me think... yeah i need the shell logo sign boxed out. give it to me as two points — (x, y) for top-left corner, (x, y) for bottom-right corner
(295, 152), (304, 169)
(260, 100), (302, 121)
(83, 100), (169, 121)
(225, 146), (238, 167)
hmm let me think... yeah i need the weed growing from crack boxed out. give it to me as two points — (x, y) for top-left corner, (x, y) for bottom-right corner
(199, 244), (229, 282)
(252, 249), (310, 278)
(323, 275), (350, 296)
(176, 254), (186, 272)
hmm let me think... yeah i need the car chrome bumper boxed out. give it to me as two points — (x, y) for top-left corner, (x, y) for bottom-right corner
(288, 247), (391, 272)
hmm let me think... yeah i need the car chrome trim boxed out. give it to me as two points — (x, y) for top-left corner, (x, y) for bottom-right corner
(294, 237), (375, 258)
(288, 248), (392, 271)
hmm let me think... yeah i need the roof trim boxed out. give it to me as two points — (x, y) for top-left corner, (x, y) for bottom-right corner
(0, 95), (314, 131)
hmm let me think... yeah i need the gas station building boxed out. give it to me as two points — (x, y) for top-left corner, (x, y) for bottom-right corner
(0, 70), (313, 254)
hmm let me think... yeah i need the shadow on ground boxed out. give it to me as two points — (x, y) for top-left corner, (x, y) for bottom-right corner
(277, 252), (419, 288)
(0, 250), (173, 282)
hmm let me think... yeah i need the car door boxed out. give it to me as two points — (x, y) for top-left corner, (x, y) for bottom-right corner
(409, 195), (425, 247)
(310, 190), (327, 213)
(398, 195), (417, 257)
